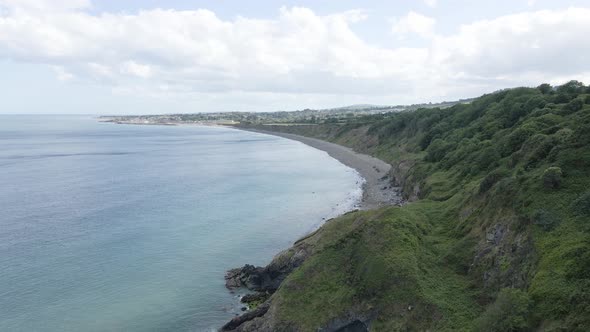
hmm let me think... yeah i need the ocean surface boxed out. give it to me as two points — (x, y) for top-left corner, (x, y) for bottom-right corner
(0, 115), (362, 331)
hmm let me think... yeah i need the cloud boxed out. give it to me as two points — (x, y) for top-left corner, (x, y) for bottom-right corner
(424, 0), (438, 8)
(433, 8), (590, 79)
(391, 11), (436, 39)
(0, 2), (589, 108)
(0, 0), (90, 12)
(121, 61), (153, 79)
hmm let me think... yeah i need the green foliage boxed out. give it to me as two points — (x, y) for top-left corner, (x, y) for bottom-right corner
(566, 97), (584, 112)
(537, 83), (552, 94)
(531, 209), (560, 231)
(524, 134), (557, 167)
(425, 138), (452, 162)
(554, 93), (571, 104)
(572, 191), (590, 217)
(274, 204), (480, 331)
(480, 169), (510, 193)
(474, 288), (532, 332)
(475, 146), (501, 172)
(556, 80), (585, 95)
(504, 127), (533, 155)
(246, 81), (590, 331)
(542, 166), (563, 189)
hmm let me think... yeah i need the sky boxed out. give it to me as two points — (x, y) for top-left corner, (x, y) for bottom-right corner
(1, 0), (589, 114)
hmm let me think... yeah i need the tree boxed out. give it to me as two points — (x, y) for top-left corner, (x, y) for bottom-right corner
(566, 98), (584, 112)
(573, 191), (590, 217)
(537, 83), (552, 94)
(542, 166), (563, 189)
(556, 80), (585, 95)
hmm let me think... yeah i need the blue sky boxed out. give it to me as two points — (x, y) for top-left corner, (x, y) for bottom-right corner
(1, 0), (589, 114)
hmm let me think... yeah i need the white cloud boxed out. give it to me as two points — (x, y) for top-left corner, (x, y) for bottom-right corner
(391, 11), (436, 39)
(0, 2), (589, 109)
(52, 65), (74, 81)
(121, 61), (153, 79)
(424, 0), (438, 8)
(0, 0), (90, 12)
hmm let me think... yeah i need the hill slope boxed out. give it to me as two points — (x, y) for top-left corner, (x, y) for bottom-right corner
(224, 81), (590, 331)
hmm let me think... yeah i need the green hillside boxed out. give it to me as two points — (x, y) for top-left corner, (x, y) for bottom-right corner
(233, 81), (590, 331)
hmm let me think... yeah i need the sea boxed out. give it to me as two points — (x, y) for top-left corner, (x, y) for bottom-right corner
(0, 115), (362, 331)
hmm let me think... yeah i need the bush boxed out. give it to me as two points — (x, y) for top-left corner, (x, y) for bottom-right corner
(479, 170), (510, 193)
(556, 80), (585, 95)
(554, 93), (571, 104)
(532, 209), (560, 231)
(474, 288), (532, 332)
(553, 128), (573, 144)
(425, 138), (452, 162)
(566, 98), (584, 112)
(504, 127), (533, 155)
(585, 95), (590, 105)
(572, 191), (590, 217)
(537, 83), (552, 94)
(542, 166), (563, 189)
(476, 146), (501, 172)
(525, 135), (557, 167)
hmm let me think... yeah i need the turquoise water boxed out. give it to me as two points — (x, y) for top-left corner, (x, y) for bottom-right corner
(0, 115), (362, 331)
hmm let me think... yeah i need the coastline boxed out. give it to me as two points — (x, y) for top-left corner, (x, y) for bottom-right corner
(232, 127), (403, 209)
(100, 120), (404, 330)
(101, 119), (403, 209)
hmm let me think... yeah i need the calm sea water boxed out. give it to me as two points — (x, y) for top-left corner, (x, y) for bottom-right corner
(0, 115), (362, 331)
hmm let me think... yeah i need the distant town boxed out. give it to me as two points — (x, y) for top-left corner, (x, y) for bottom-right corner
(100, 98), (474, 126)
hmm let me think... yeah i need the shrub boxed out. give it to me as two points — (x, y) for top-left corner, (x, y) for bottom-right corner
(474, 288), (532, 332)
(572, 191), (590, 217)
(479, 170), (510, 193)
(504, 127), (533, 155)
(425, 138), (452, 162)
(476, 146), (501, 172)
(585, 95), (590, 105)
(556, 80), (585, 95)
(525, 135), (557, 167)
(542, 166), (563, 189)
(537, 83), (552, 94)
(554, 93), (571, 104)
(532, 209), (560, 231)
(565, 98), (584, 112)
(553, 128), (573, 144)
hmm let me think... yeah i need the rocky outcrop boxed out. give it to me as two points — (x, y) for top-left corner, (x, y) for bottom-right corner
(221, 301), (272, 331)
(389, 159), (421, 201)
(222, 231), (318, 331)
(470, 219), (537, 292)
(225, 237), (313, 293)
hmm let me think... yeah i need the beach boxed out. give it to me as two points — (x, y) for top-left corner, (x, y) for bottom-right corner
(101, 117), (404, 209)
(236, 128), (403, 209)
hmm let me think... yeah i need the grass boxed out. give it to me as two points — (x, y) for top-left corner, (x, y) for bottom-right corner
(270, 202), (482, 331)
(238, 83), (590, 331)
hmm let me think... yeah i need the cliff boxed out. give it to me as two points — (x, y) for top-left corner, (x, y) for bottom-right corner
(223, 81), (590, 331)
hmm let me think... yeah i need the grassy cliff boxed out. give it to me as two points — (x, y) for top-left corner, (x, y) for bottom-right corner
(231, 82), (590, 331)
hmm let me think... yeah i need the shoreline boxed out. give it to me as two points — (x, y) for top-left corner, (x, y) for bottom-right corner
(102, 119), (403, 209)
(233, 127), (403, 210)
(100, 120), (404, 330)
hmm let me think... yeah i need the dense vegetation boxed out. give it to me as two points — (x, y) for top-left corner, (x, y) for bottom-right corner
(240, 81), (590, 331)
